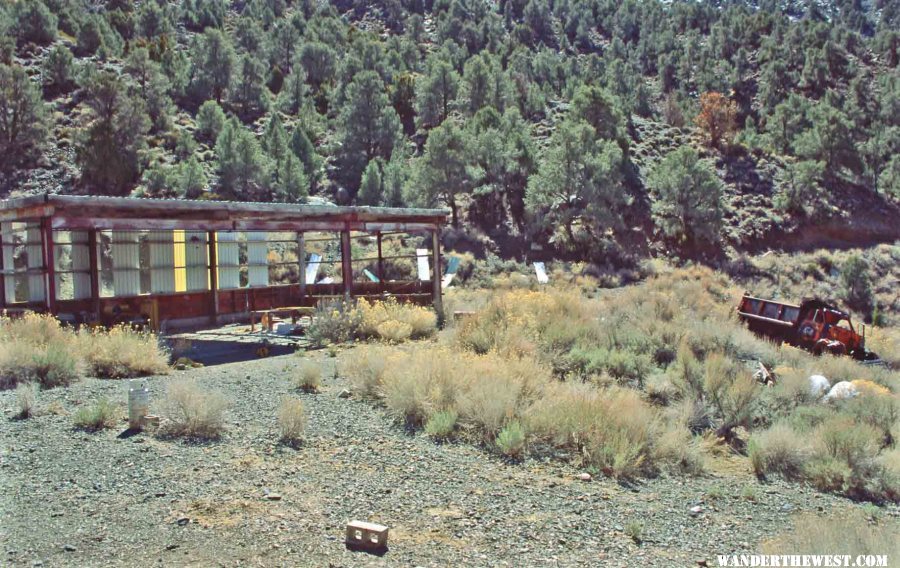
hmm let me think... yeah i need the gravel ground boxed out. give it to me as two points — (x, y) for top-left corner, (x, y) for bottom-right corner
(1, 350), (897, 568)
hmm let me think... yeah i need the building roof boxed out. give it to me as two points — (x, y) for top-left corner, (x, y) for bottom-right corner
(0, 194), (449, 232)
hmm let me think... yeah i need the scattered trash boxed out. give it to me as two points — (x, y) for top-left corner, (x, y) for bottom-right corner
(128, 380), (149, 430)
(822, 381), (858, 402)
(345, 520), (388, 553)
(808, 375), (830, 398)
(689, 506), (703, 517)
(534, 262), (549, 284)
(416, 249), (430, 282)
(442, 256), (461, 288)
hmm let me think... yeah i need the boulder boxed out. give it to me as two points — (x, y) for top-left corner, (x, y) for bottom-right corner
(822, 381), (858, 403)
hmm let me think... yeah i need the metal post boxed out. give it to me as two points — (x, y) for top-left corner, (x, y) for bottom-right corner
(340, 229), (352, 300)
(41, 217), (56, 313)
(88, 229), (100, 318)
(297, 232), (306, 303)
(207, 231), (218, 322)
(431, 228), (443, 316)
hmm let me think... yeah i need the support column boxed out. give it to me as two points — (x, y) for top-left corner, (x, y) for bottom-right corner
(297, 232), (306, 303)
(88, 229), (100, 317)
(26, 223), (46, 304)
(207, 230), (218, 322)
(0, 226), (5, 310)
(340, 229), (352, 299)
(42, 218), (56, 312)
(376, 231), (384, 295)
(431, 228), (443, 316)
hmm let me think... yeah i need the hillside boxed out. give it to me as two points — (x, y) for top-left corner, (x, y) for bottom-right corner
(1, 0), (899, 259)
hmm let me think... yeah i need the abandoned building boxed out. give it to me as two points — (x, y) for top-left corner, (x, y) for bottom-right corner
(0, 194), (448, 330)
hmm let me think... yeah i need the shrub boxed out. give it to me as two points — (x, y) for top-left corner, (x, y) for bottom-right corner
(358, 298), (437, 341)
(15, 382), (37, 418)
(161, 379), (227, 440)
(196, 100), (226, 143)
(293, 359), (321, 392)
(78, 326), (170, 379)
(277, 396), (306, 445)
(496, 421), (526, 458)
(813, 417), (880, 470)
(625, 520), (644, 544)
(308, 299), (363, 346)
(339, 345), (400, 399)
(748, 423), (809, 479)
(0, 315), (83, 389)
(425, 410), (458, 441)
(73, 398), (119, 431)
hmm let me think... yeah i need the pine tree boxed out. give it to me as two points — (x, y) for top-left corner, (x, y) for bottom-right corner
(335, 70), (402, 191)
(289, 126), (321, 186)
(570, 85), (626, 144)
(229, 54), (270, 121)
(795, 100), (861, 178)
(410, 117), (469, 226)
(178, 157), (207, 199)
(358, 159), (384, 205)
(648, 146), (723, 247)
(41, 44), (75, 95)
(0, 63), (48, 169)
(775, 160), (824, 216)
(275, 153), (308, 202)
(76, 71), (151, 195)
(196, 100), (226, 143)
(525, 120), (627, 244)
(695, 92), (738, 149)
(278, 67), (309, 115)
(13, 0), (56, 46)
(215, 118), (270, 200)
(189, 28), (235, 104)
(415, 58), (459, 129)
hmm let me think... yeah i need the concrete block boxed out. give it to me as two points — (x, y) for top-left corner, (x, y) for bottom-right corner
(345, 520), (388, 551)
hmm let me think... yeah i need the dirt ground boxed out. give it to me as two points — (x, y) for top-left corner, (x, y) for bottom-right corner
(1, 350), (895, 568)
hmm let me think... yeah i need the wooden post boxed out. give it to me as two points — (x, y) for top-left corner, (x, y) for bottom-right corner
(41, 217), (56, 313)
(376, 231), (384, 295)
(0, 227), (6, 311)
(297, 231), (306, 303)
(431, 228), (443, 316)
(207, 231), (218, 322)
(340, 229), (352, 300)
(88, 229), (100, 317)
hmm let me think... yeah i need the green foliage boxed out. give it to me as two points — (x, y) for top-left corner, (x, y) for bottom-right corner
(41, 44), (75, 94)
(195, 100), (226, 143)
(215, 117), (270, 200)
(416, 57), (459, 129)
(526, 120), (628, 244)
(188, 28), (235, 104)
(76, 71), (151, 196)
(425, 410), (458, 441)
(229, 54), (270, 121)
(13, 0), (57, 46)
(410, 117), (469, 225)
(177, 157), (207, 199)
(358, 159), (384, 206)
(496, 420), (527, 457)
(335, 70), (401, 191)
(0, 63), (48, 169)
(775, 160), (824, 216)
(73, 398), (118, 432)
(648, 146), (723, 248)
(841, 254), (874, 315)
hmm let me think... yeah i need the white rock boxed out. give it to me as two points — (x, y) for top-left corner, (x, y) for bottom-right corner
(578, 472), (592, 482)
(823, 381), (858, 403)
(689, 506), (703, 516)
(808, 375), (830, 398)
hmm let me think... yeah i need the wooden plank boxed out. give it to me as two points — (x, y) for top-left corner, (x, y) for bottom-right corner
(297, 232), (306, 303)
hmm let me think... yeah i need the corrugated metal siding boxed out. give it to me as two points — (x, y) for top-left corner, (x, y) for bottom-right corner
(150, 231), (176, 294)
(111, 231), (141, 297)
(26, 224), (46, 302)
(184, 231), (209, 291)
(247, 231), (268, 287)
(216, 232), (240, 289)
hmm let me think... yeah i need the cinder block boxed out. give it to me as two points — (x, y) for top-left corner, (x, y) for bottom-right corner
(345, 520), (388, 551)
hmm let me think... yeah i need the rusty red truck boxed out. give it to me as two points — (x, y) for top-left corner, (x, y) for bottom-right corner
(736, 294), (879, 361)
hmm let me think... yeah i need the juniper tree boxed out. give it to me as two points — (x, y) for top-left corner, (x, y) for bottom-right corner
(0, 63), (48, 169)
(648, 146), (723, 248)
(415, 58), (459, 129)
(215, 118), (271, 200)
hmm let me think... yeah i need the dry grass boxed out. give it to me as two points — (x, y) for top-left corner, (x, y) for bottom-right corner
(78, 326), (170, 379)
(292, 358), (321, 392)
(762, 509), (900, 559)
(14, 382), (37, 419)
(309, 298), (437, 345)
(160, 379), (228, 440)
(0, 314), (169, 389)
(73, 398), (119, 431)
(0, 314), (83, 389)
(277, 396), (306, 445)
